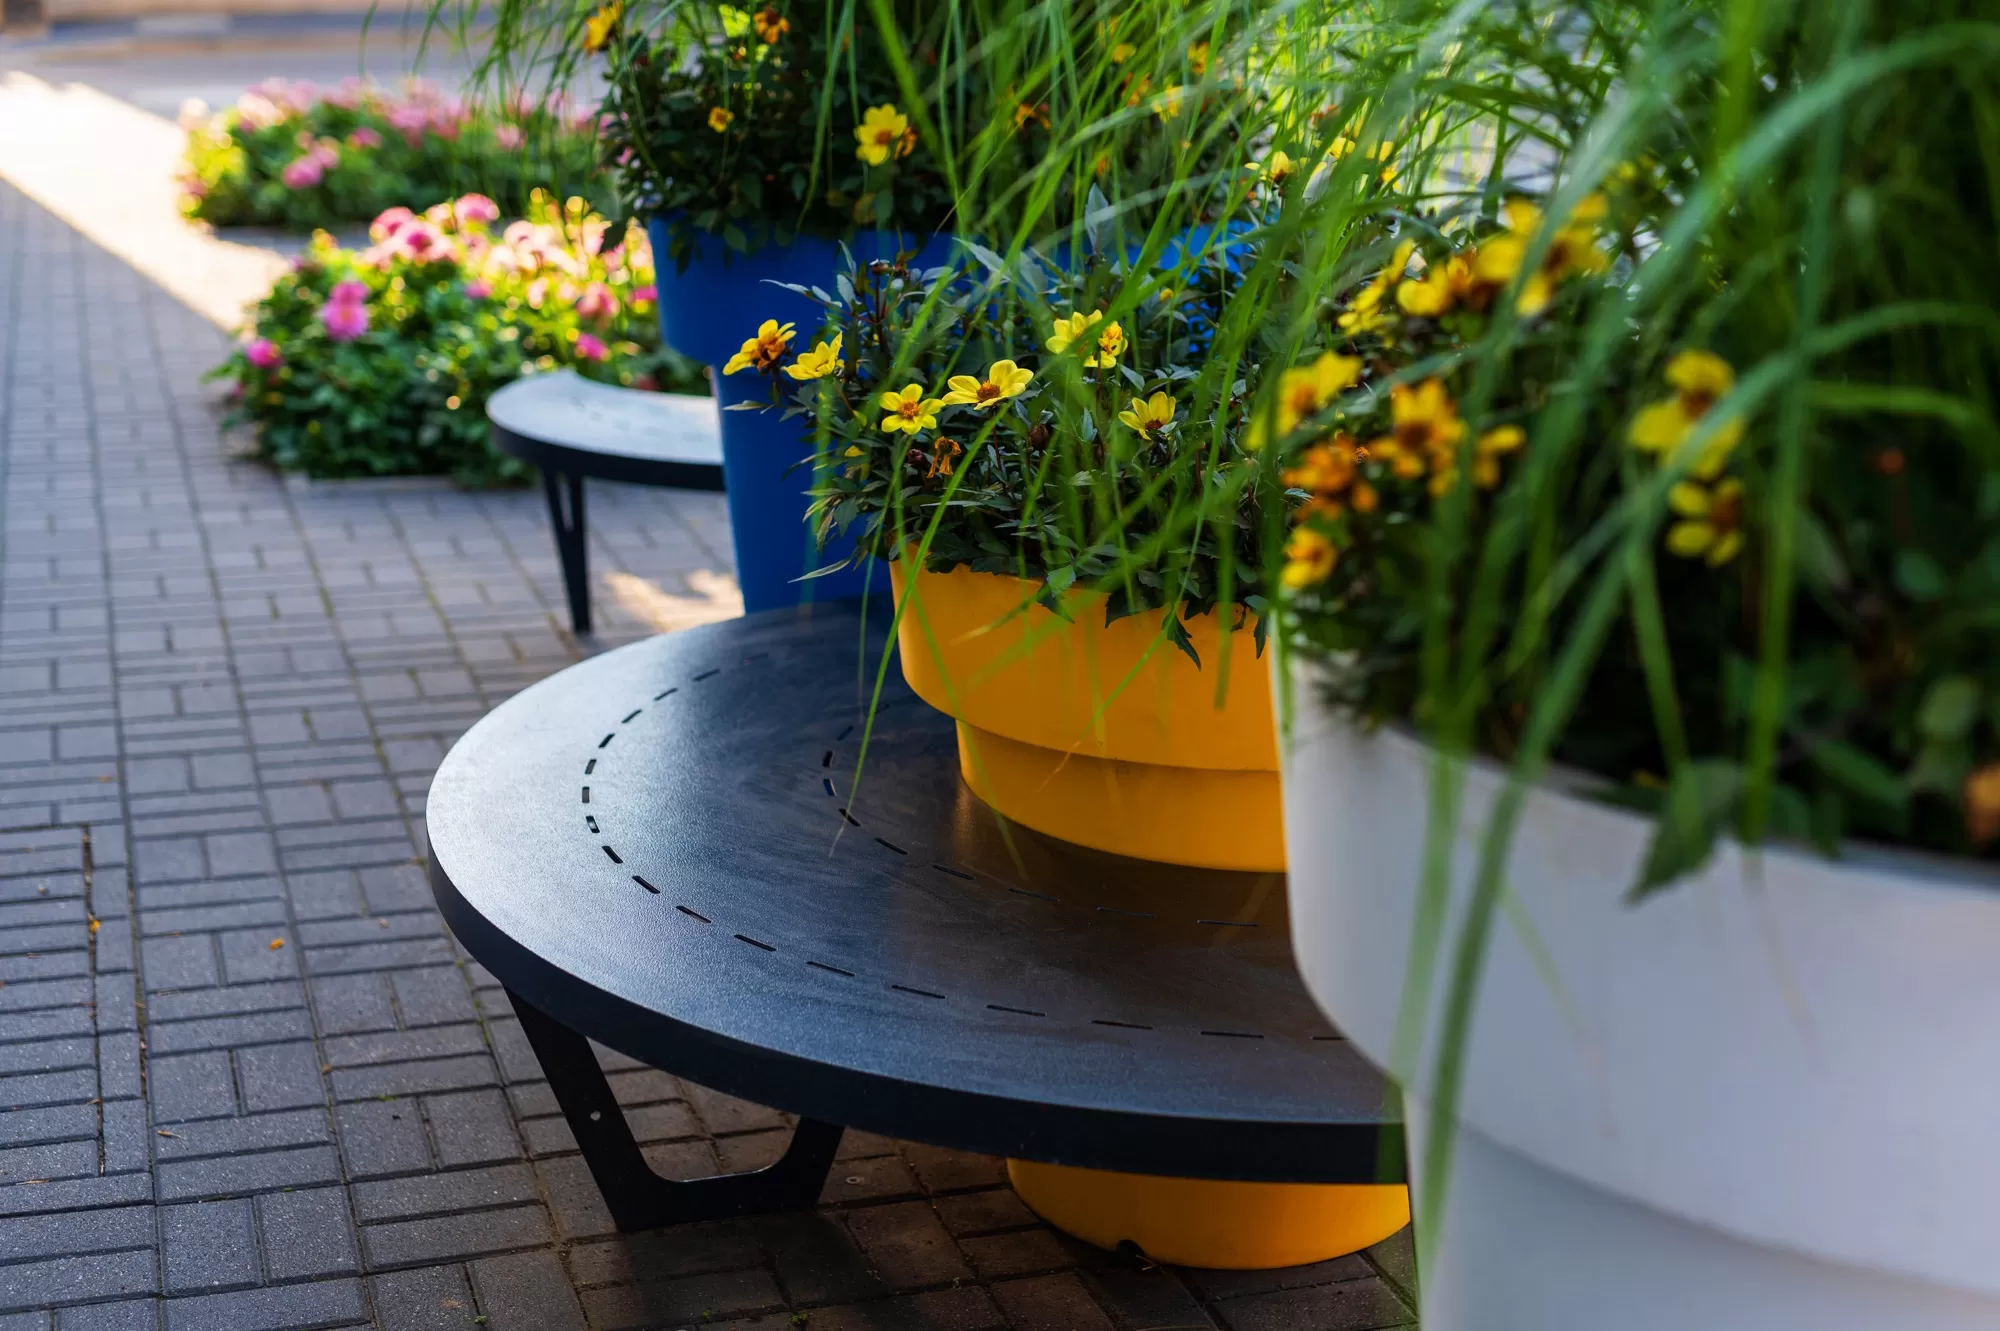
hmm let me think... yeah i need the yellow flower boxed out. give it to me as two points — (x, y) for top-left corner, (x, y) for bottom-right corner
(707, 106), (735, 133)
(1336, 241), (1415, 334)
(1283, 434), (1374, 519)
(855, 105), (912, 166)
(783, 332), (842, 381)
(1368, 379), (1464, 483)
(721, 319), (795, 374)
(1324, 134), (1399, 184)
(1012, 101), (1049, 131)
(1629, 350), (1744, 477)
(1256, 150), (1296, 187)
(1665, 477), (1746, 566)
(1047, 311), (1123, 368)
(1118, 391), (1177, 438)
(1473, 195), (1608, 315)
(582, 0), (621, 52)
(1111, 41), (1137, 63)
(941, 359), (1033, 409)
(878, 384), (943, 434)
(1473, 425), (1525, 488)
(1281, 526), (1338, 590)
(1154, 85), (1185, 120)
(1189, 40), (1210, 76)
(1396, 254), (1469, 318)
(752, 6), (789, 41)
(1250, 352), (1363, 450)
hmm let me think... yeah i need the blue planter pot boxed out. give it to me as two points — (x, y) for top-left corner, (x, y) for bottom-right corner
(648, 221), (958, 612)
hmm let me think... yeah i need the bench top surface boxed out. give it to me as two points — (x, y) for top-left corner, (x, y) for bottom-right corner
(487, 370), (723, 480)
(427, 604), (1401, 1182)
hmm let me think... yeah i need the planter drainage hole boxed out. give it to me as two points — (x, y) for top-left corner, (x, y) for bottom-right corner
(933, 864), (974, 881)
(807, 960), (855, 977)
(891, 984), (945, 1000)
(632, 875), (659, 894)
(1197, 919), (1258, 928)
(581, 787), (590, 804)
(1201, 1029), (1264, 1040)
(653, 687), (678, 701)
(676, 905), (711, 924)
(836, 725), (853, 741)
(585, 816), (599, 833)
(874, 838), (908, 855)
(837, 808), (861, 828)
(622, 709), (643, 723)
(1011, 887), (1059, 903)
(988, 1004), (1046, 1017)
(601, 845), (622, 864)
(734, 934), (777, 952)
(823, 779), (836, 797)
(822, 750), (833, 768)
(598, 733), (616, 749)
(693, 668), (720, 682)
(1093, 1019), (1153, 1031)
(585, 759), (596, 775)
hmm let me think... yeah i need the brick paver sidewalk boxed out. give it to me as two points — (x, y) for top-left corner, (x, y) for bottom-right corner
(0, 179), (1418, 1331)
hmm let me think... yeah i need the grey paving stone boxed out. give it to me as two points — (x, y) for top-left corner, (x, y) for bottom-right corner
(466, 1251), (585, 1331)
(52, 1300), (161, 1331)
(160, 1199), (260, 1295)
(161, 1277), (368, 1331)
(0, 1249), (157, 1315)
(257, 1187), (361, 1280)
(368, 1266), (481, 1330)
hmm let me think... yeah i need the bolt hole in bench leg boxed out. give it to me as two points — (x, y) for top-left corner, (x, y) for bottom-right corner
(542, 468), (592, 635)
(507, 989), (844, 1230)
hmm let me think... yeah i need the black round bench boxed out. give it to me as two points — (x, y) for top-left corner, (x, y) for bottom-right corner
(487, 370), (724, 636)
(426, 602), (1403, 1231)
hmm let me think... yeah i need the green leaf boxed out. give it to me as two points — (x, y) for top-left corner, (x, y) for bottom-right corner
(1918, 676), (1981, 742)
(1895, 549), (1948, 600)
(1807, 739), (1909, 814)
(1631, 760), (1743, 901)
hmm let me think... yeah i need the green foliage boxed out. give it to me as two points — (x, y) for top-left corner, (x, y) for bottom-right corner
(210, 193), (705, 485)
(179, 78), (605, 231)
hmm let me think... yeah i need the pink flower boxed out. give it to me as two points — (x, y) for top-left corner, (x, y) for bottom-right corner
(494, 123), (524, 150)
(280, 156), (325, 190)
(576, 282), (620, 323)
(574, 332), (609, 362)
(454, 193), (500, 226)
(387, 104), (429, 144)
(244, 337), (282, 369)
(395, 223), (454, 264)
(525, 277), (549, 309)
(369, 206), (416, 243)
(629, 283), (657, 304)
(464, 280), (491, 300)
(347, 126), (382, 149)
(329, 279), (370, 304)
(320, 298), (369, 342)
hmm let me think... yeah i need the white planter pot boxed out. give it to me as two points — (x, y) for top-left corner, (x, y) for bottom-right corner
(1280, 659), (2000, 1330)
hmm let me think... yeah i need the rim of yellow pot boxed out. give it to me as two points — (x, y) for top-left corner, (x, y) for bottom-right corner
(889, 556), (1276, 772)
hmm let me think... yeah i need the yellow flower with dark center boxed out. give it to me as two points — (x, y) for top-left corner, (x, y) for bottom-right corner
(707, 106), (735, 133)
(878, 384), (944, 434)
(942, 359), (1033, 409)
(1283, 434), (1374, 519)
(1630, 349), (1744, 477)
(1665, 477), (1746, 566)
(582, 0), (621, 52)
(1256, 150), (1296, 187)
(1111, 42), (1137, 63)
(783, 333), (842, 381)
(1473, 195), (1608, 315)
(1249, 352), (1363, 450)
(855, 105), (912, 166)
(1396, 253), (1470, 318)
(1189, 40), (1210, 76)
(1368, 379), (1464, 482)
(722, 319), (795, 374)
(1281, 526), (1338, 590)
(1337, 241), (1415, 334)
(752, 6), (789, 42)
(1118, 391), (1177, 438)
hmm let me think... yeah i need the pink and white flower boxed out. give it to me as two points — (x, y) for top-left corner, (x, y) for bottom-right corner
(464, 280), (492, 300)
(574, 332), (609, 362)
(320, 289), (369, 342)
(369, 207), (417, 243)
(346, 126), (382, 150)
(576, 282), (619, 323)
(454, 194), (501, 226)
(280, 155), (325, 190)
(244, 337), (282, 369)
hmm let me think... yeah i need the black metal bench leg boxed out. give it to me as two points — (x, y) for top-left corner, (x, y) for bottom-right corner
(507, 989), (844, 1231)
(541, 468), (591, 635)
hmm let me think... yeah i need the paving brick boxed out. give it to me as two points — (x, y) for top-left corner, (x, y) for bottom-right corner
(53, 1300), (161, 1331)
(153, 1107), (328, 1161)
(155, 1143), (343, 1201)
(257, 1186), (360, 1280)
(147, 1051), (237, 1122)
(1208, 1277), (1415, 1331)
(0, 1249), (157, 1315)
(368, 1265), (481, 1330)
(160, 1199), (259, 1295)
(359, 1205), (552, 1268)
(333, 1097), (433, 1178)
(844, 1202), (974, 1290)
(467, 1250), (585, 1331)
(234, 1041), (325, 1113)
(161, 1277), (367, 1331)
(580, 1268), (784, 1330)
(422, 1089), (519, 1167)
(0, 1206), (153, 1263)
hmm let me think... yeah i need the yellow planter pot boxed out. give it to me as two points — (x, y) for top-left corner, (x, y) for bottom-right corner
(889, 560), (1283, 873)
(890, 557), (1409, 1268)
(1007, 1161), (1411, 1271)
